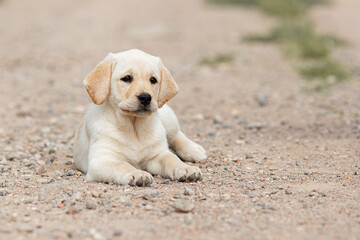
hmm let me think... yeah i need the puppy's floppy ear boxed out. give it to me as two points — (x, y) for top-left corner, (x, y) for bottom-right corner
(83, 54), (114, 105)
(157, 60), (179, 108)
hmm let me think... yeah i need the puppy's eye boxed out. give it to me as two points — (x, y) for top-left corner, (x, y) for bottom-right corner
(150, 77), (157, 84)
(121, 75), (133, 83)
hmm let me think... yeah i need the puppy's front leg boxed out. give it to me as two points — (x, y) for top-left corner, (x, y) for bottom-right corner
(87, 150), (153, 186)
(145, 150), (202, 182)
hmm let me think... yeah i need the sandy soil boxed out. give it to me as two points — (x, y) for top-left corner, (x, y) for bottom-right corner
(0, 0), (359, 239)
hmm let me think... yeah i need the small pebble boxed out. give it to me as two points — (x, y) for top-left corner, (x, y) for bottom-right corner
(245, 153), (253, 159)
(37, 165), (46, 175)
(23, 197), (34, 204)
(113, 230), (122, 237)
(91, 192), (102, 198)
(6, 154), (16, 161)
(66, 170), (75, 176)
(256, 92), (268, 106)
(172, 199), (195, 213)
(247, 123), (263, 130)
(0, 190), (7, 196)
(17, 225), (33, 233)
(142, 190), (160, 200)
(86, 200), (97, 210)
(89, 228), (102, 240)
(72, 192), (82, 201)
(145, 204), (153, 211)
(184, 186), (195, 196)
(38, 193), (45, 201)
(259, 203), (277, 211)
(235, 139), (245, 145)
(223, 194), (231, 200)
(66, 206), (80, 215)
(160, 179), (170, 184)
(47, 179), (55, 184)
(246, 184), (255, 191)
(0, 228), (14, 234)
(213, 115), (223, 124)
(48, 149), (56, 154)
(296, 161), (302, 166)
(238, 120), (247, 125)
(285, 189), (292, 195)
(309, 191), (316, 197)
(142, 193), (153, 200)
(354, 171), (358, 175)
(193, 113), (204, 121)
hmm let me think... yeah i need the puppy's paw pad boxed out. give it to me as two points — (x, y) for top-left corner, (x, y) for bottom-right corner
(123, 170), (153, 187)
(174, 165), (203, 182)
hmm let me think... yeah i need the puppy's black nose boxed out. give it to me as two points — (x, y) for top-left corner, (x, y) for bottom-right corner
(137, 93), (152, 106)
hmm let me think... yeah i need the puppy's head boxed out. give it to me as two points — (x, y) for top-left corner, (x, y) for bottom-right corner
(83, 49), (178, 117)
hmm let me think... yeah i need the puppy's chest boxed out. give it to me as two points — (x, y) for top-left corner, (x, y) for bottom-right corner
(112, 118), (167, 163)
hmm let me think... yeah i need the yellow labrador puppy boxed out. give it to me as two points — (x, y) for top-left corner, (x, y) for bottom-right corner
(73, 49), (207, 186)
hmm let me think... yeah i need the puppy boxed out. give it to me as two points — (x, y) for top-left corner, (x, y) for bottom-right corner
(73, 49), (207, 186)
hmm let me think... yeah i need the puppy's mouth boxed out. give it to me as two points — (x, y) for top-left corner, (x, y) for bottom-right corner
(118, 100), (158, 117)
(120, 107), (154, 117)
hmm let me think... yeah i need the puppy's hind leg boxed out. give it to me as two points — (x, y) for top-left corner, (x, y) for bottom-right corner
(145, 150), (202, 182)
(159, 105), (207, 163)
(170, 131), (207, 163)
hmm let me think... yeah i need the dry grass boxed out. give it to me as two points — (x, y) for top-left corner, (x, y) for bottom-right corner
(199, 53), (234, 68)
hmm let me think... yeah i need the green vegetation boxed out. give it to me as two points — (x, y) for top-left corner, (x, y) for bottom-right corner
(207, 0), (350, 91)
(199, 53), (234, 68)
(242, 19), (347, 90)
(299, 60), (349, 90)
(243, 21), (317, 43)
(207, 0), (255, 7)
(257, 0), (330, 18)
(207, 0), (329, 17)
(329, 107), (345, 116)
(244, 21), (344, 59)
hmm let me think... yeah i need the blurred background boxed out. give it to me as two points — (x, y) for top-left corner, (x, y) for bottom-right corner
(0, 0), (359, 239)
(0, 0), (359, 147)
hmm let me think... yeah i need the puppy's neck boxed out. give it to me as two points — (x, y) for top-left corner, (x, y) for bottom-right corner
(124, 115), (139, 126)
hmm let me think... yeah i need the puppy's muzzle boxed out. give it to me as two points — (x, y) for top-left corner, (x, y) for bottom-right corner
(137, 93), (152, 107)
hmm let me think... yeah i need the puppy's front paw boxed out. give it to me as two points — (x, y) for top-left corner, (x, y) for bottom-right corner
(174, 165), (203, 182)
(177, 142), (207, 163)
(122, 170), (153, 187)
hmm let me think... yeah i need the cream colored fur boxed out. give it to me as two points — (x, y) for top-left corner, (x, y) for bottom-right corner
(73, 49), (207, 186)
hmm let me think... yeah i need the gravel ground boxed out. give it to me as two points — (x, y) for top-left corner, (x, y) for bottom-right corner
(0, 0), (359, 239)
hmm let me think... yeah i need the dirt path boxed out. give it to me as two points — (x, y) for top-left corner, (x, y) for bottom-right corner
(0, 0), (359, 239)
